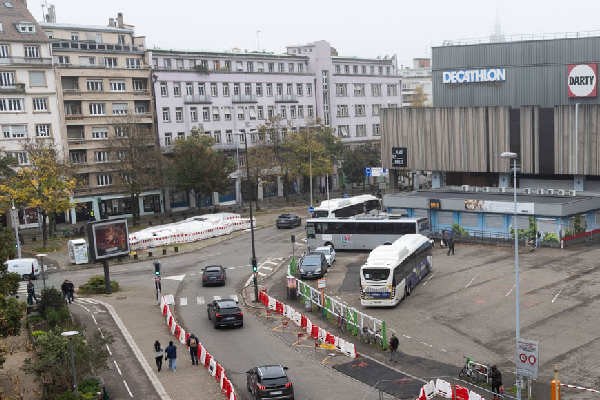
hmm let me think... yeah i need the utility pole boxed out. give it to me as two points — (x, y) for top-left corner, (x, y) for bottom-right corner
(243, 132), (259, 302)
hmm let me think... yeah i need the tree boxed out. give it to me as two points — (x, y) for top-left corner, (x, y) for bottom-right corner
(0, 142), (75, 248)
(410, 84), (428, 107)
(166, 134), (234, 205)
(107, 116), (163, 225)
(340, 142), (381, 186)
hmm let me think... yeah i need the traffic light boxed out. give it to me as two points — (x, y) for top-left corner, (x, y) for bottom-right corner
(154, 261), (161, 276)
(252, 258), (258, 273)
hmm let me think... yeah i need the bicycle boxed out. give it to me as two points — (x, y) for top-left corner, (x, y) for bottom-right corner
(458, 356), (490, 385)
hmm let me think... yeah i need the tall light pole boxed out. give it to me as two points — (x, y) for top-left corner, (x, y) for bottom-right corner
(242, 132), (259, 302)
(36, 253), (47, 290)
(11, 200), (21, 258)
(61, 330), (80, 393)
(501, 151), (520, 400)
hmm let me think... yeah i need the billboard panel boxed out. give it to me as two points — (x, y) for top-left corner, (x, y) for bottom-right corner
(87, 219), (130, 261)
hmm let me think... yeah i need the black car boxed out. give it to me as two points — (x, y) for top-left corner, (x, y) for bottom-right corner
(276, 214), (301, 229)
(246, 365), (294, 400)
(207, 299), (243, 328)
(298, 252), (327, 279)
(202, 265), (226, 286)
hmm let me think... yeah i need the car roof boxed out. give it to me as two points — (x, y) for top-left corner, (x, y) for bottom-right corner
(315, 246), (331, 251)
(279, 213), (295, 217)
(305, 252), (324, 258)
(204, 265), (223, 271)
(215, 299), (238, 308)
(257, 365), (286, 378)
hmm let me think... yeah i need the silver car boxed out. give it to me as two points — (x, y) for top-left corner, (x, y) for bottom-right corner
(313, 246), (336, 267)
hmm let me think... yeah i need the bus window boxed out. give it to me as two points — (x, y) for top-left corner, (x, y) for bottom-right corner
(306, 223), (316, 238)
(362, 269), (389, 281)
(313, 210), (330, 218)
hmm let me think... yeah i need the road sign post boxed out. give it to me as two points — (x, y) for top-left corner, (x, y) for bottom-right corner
(516, 338), (539, 379)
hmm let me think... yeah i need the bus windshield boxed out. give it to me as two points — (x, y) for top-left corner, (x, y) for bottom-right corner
(362, 268), (390, 281)
(312, 210), (330, 218)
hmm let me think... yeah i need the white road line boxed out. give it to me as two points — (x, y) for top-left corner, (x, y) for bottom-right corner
(98, 327), (105, 339)
(164, 274), (186, 281)
(91, 314), (98, 325)
(197, 296), (205, 305)
(422, 274), (434, 286)
(420, 341), (433, 348)
(123, 379), (134, 398)
(262, 261), (278, 266)
(257, 272), (267, 277)
(465, 273), (478, 289)
(179, 297), (188, 306)
(260, 266), (273, 271)
(441, 348), (447, 352)
(402, 334), (412, 339)
(114, 360), (123, 376)
(212, 296), (221, 300)
(505, 284), (515, 297)
(105, 344), (112, 356)
(552, 287), (564, 303)
(245, 276), (253, 287)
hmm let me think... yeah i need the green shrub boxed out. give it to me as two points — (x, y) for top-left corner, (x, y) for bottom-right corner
(78, 377), (102, 399)
(451, 223), (470, 237)
(0, 295), (26, 337)
(38, 288), (71, 328)
(543, 232), (560, 243)
(54, 391), (80, 400)
(78, 276), (119, 295)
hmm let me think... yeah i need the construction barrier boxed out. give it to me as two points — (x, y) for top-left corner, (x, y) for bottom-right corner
(159, 295), (238, 400)
(416, 379), (488, 400)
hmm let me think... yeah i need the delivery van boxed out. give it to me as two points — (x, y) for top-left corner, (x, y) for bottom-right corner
(4, 258), (41, 279)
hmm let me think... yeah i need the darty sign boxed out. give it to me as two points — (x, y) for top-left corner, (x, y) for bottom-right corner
(442, 68), (506, 84)
(568, 64), (597, 98)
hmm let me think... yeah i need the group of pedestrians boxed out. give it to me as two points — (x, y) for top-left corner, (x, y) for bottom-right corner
(61, 279), (75, 303)
(153, 333), (200, 373)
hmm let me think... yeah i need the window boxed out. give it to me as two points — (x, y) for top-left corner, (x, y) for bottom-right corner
(298, 63), (304, 72)
(386, 66), (391, 75)
(233, 83), (240, 96)
(288, 63), (294, 72)
(173, 82), (181, 96)
(197, 82), (205, 96)
(237, 106), (245, 120)
(132, 79), (147, 92)
(175, 107), (183, 122)
(354, 104), (366, 116)
(202, 106), (210, 121)
(56, 55), (70, 65)
(338, 125), (350, 137)
(297, 105), (304, 118)
(222, 83), (230, 96)
(134, 103), (147, 114)
(161, 106), (173, 122)
(256, 83), (263, 96)
(29, 71), (46, 87)
(371, 83), (382, 97)
(118, 34), (126, 45)
(115, 126), (128, 137)
(354, 83), (365, 96)
(355, 124), (367, 137)
(87, 80), (103, 92)
(336, 84), (347, 96)
(69, 150), (86, 164)
(112, 103), (128, 115)
(224, 107), (231, 121)
(164, 132), (172, 146)
(235, 61), (243, 72)
(224, 60), (231, 71)
(36, 124), (50, 137)
(307, 105), (314, 117)
(163, 58), (172, 69)
(247, 61), (254, 72)
(335, 64), (341, 73)
(212, 106), (220, 121)
(370, 65), (375, 74)
(268, 63), (274, 72)
(0, 98), (23, 112)
(276, 83), (283, 96)
(372, 123), (381, 136)
(267, 106), (274, 119)
(24, 45), (40, 58)
(257, 105), (264, 120)
(213, 60), (221, 71)
(290, 105), (296, 119)
(32, 97), (48, 111)
(10, 152), (28, 165)
(2, 124), (26, 138)
(190, 107), (198, 122)
(110, 80), (126, 92)
(0, 44), (9, 58)
(16, 23), (36, 33)
(160, 82), (167, 96)
(91, 127), (108, 139)
(279, 105), (286, 119)
(104, 57), (118, 68)
(213, 131), (221, 143)
(362, 65), (367, 74)
(296, 83), (303, 96)
(0, 71), (14, 87)
(94, 151), (109, 162)
(278, 63), (284, 72)
(353, 65), (358, 74)
(336, 104), (349, 117)
(244, 83), (251, 96)
(97, 174), (112, 186)
(372, 104), (381, 116)
(185, 82), (193, 95)
(70, 32), (79, 41)
(177, 132), (185, 140)
(79, 56), (96, 66)
(126, 58), (141, 69)
(379, 66), (384, 75)
(257, 62), (264, 72)
(176, 59), (183, 69)
(344, 65), (350, 73)
(266, 83), (273, 96)
(117, 150), (127, 161)
(387, 84), (397, 96)
(286, 83), (293, 95)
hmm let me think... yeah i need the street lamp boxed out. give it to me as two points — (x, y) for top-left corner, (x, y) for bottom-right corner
(11, 200), (21, 258)
(61, 330), (80, 392)
(501, 151), (521, 400)
(241, 131), (259, 302)
(36, 253), (47, 290)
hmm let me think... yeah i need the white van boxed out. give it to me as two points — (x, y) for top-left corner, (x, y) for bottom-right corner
(4, 258), (41, 279)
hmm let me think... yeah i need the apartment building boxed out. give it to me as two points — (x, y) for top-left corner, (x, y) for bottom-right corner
(150, 40), (401, 206)
(40, 12), (158, 223)
(399, 58), (432, 107)
(0, 0), (62, 226)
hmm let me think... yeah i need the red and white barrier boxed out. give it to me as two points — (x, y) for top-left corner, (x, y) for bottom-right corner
(422, 379), (487, 400)
(160, 295), (238, 400)
(560, 383), (600, 394)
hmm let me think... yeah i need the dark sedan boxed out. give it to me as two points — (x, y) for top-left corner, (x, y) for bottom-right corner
(202, 265), (226, 286)
(246, 365), (294, 400)
(207, 299), (243, 328)
(276, 214), (301, 229)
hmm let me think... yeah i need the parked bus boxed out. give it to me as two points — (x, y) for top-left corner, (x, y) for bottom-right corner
(360, 234), (433, 307)
(311, 194), (381, 218)
(305, 216), (430, 251)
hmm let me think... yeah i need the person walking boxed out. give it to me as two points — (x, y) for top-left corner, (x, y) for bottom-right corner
(65, 280), (75, 303)
(26, 279), (37, 305)
(187, 333), (199, 365)
(61, 279), (69, 302)
(447, 231), (455, 256)
(490, 365), (502, 399)
(388, 333), (399, 362)
(154, 340), (163, 372)
(165, 340), (177, 372)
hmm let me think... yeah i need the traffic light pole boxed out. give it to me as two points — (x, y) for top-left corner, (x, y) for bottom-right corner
(154, 261), (162, 301)
(243, 133), (259, 302)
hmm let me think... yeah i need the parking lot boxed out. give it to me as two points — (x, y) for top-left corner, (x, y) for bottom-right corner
(318, 242), (600, 389)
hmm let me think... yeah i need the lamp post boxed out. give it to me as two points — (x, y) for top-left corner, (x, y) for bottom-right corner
(36, 253), (47, 290)
(241, 132), (259, 302)
(61, 330), (80, 392)
(11, 200), (21, 258)
(501, 151), (521, 399)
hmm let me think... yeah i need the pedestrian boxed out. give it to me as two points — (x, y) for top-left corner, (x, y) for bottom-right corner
(26, 279), (37, 305)
(154, 340), (163, 372)
(388, 333), (399, 362)
(65, 280), (75, 303)
(536, 231), (541, 248)
(187, 333), (199, 365)
(165, 340), (177, 372)
(490, 365), (502, 399)
(61, 279), (69, 302)
(447, 231), (455, 256)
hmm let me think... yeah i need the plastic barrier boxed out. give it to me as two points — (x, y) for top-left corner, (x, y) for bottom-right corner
(435, 379), (453, 399)
(160, 295), (238, 400)
(422, 379), (489, 400)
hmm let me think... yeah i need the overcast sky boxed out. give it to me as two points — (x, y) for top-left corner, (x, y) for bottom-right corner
(33, 0), (600, 67)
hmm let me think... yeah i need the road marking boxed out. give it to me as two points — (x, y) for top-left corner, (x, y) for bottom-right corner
(98, 327), (105, 339)
(197, 296), (205, 305)
(164, 274), (186, 281)
(262, 260), (278, 266)
(441, 348), (447, 352)
(465, 273), (478, 289)
(212, 295), (221, 300)
(180, 297), (188, 306)
(260, 266), (273, 271)
(114, 360), (123, 376)
(91, 314), (98, 325)
(245, 276), (253, 287)
(123, 379), (134, 398)
(422, 274), (434, 286)
(106, 344), (112, 355)
(402, 334), (412, 339)
(420, 341), (433, 348)
(552, 287), (565, 303)
(258, 272), (267, 277)
(505, 284), (515, 297)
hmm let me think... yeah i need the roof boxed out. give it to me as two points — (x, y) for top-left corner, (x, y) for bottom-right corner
(40, 22), (134, 34)
(150, 48), (307, 60)
(364, 234), (430, 268)
(0, 0), (49, 43)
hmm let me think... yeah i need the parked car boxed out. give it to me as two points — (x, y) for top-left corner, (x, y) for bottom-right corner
(4, 258), (41, 279)
(313, 245), (336, 267)
(202, 265), (226, 286)
(298, 252), (327, 279)
(246, 365), (294, 400)
(207, 299), (243, 328)
(276, 214), (301, 229)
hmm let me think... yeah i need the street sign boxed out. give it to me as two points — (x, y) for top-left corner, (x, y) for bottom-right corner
(365, 167), (389, 177)
(364, 167), (372, 177)
(308, 206), (314, 213)
(317, 278), (327, 289)
(516, 338), (539, 379)
(392, 147), (407, 168)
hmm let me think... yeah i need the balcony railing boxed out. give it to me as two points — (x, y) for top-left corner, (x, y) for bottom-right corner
(0, 57), (53, 65)
(183, 94), (212, 104)
(232, 94), (257, 103)
(275, 95), (298, 103)
(0, 83), (25, 94)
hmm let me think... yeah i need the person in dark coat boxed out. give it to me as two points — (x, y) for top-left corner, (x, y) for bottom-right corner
(65, 280), (75, 303)
(388, 333), (399, 362)
(490, 365), (502, 398)
(27, 279), (37, 305)
(61, 280), (69, 302)
(165, 340), (177, 372)
(154, 340), (163, 372)
(447, 231), (455, 256)
(187, 334), (199, 365)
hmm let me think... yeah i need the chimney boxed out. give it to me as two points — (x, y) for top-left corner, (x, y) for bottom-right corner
(47, 5), (56, 23)
(108, 18), (115, 27)
(117, 12), (124, 28)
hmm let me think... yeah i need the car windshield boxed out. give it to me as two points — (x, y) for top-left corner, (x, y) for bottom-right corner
(260, 366), (286, 379)
(217, 300), (238, 309)
(262, 376), (288, 386)
(302, 256), (322, 266)
(362, 268), (390, 281)
(279, 214), (292, 218)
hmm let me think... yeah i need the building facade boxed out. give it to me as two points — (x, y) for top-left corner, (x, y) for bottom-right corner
(40, 13), (159, 223)
(0, 0), (62, 227)
(399, 58), (432, 107)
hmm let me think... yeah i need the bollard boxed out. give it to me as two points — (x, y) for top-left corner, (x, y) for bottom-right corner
(551, 366), (560, 400)
(174, 246), (179, 253)
(162, 248), (167, 256)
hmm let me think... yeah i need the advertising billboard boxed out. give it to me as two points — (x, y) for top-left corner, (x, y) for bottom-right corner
(567, 64), (597, 98)
(87, 219), (130, 261)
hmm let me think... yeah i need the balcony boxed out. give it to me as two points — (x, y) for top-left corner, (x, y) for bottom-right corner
(275, 95), (298, 103)
(0, 83), (25, 94)
(0, 57), (53, 66)
(232, 94), (257, 104)
(183, 94), (212, 104)
(52, 41), (144, 54)
(65, 114), (84, 120)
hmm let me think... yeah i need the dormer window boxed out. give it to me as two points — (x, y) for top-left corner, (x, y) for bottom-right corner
(16, 23), (36, 33)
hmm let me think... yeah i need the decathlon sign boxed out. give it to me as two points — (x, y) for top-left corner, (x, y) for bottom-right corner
(568, 64), (597, 98)
(442, 68), (506, 84)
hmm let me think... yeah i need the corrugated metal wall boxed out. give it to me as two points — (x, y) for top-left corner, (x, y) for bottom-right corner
(432, 37), (600, 107)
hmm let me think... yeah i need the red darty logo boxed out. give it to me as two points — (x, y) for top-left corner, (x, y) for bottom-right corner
(568, 64), (597, 97)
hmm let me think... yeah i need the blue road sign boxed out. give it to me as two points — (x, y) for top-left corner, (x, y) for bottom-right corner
(365, 167), (372, 177)
(308, 206), (314, 213)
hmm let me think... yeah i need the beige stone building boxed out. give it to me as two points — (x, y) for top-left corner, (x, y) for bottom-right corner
(40, 12), (159, 223)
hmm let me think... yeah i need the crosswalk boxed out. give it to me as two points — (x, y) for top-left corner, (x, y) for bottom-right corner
(179, 294), (239, 306)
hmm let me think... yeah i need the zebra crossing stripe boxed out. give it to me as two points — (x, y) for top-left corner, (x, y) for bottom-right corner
(260, 266), (273, 271)
(212, 295), (221, 300)
(197, 296), (205, 305)
(180, 297), (187, 306)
